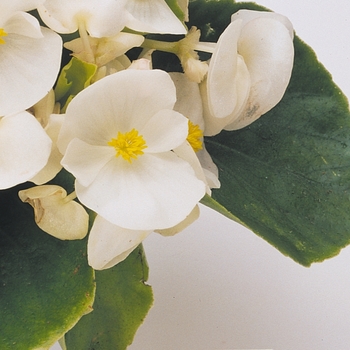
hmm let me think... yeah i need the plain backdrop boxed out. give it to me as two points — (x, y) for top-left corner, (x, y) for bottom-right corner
(51, 1), (350, 350)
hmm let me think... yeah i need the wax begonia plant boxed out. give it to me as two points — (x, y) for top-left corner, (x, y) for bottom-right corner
(1, 0), (350, 349)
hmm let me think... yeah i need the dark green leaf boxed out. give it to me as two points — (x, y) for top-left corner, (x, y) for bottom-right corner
(190, 0), (350, 266)
(0, 183), (95, 349)
(64, 246), (153, 350)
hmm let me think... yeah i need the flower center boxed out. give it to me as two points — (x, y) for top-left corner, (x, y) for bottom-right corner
(0, 28), (8, 45)
(108, 128), (147, 163)
(187, 120), (203, 152)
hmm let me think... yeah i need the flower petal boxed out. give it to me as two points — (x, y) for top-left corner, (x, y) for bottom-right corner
(58, 69), (177, 152)
(206, 19), (251, 120)
(156, 204), (200, 237)
(0, 112), (51, 189)
(125, 0), (186, 34)
(88, 215), (152, 270)
(226, 16), (294, 130)
(18, 185), (89, 240)
(170, 72), (204, 130)
(75, 152), (206, 230)
(0, 26), (62, 116)
(141, 109), (188, 153)
(31, 114), (65, 185)
(0, 0), (44, 22)
(4, 12), (42, 38)
(61, 138), (114, 187)
(37, 0), (128, 37)
(201, 60), (250, 136)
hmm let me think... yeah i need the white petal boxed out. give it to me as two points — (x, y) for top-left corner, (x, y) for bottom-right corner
(0, 0), (44, 22)
(227, 17), (294, 130)
(88, 215), (152, 270)
(31, 114), (65, 185)
(37, 0), (128, 37)
(18, 185), (89, 240)
(204, 54), (250, 135)
(170, 72), (204, 130)
(206, 19), (251, 120)
(174, 141), (209, 193)
(0, 26), (62, 116)
(125, 0), (186, 34)
(231, 10), (294, 38)
(76, 152), (206, 230)
(4, 12), (42, 38)
(141, 109), (188, 153)
(61, 138), (114, 187)
(156, 204), (200, 236)
(58, 69), (177, 153)
(0, 112), (51, 189)
(196, 145), (221, 189)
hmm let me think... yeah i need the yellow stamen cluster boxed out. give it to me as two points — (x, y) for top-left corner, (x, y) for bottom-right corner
(187, 120), (203, 152)
(108, 128), (147, 163)
(0, 28), (8, 45)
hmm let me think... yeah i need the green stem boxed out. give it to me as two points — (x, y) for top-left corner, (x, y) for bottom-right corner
(142, 38), (179, 55)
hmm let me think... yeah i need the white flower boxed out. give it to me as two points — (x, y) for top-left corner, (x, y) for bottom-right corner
(58, 69), (206, 230)
(37, 0), (129, 37)
(0, 112), (51, 189)
(0, 2), (62, 116)
(125, 0), (186, 34)
(202, 10), (294, 135)
(18, 185), (89, 240)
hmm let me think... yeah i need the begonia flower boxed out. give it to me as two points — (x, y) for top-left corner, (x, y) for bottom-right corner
(0, 112), (51, 189)
(18, 185), (89, 240)
(202, 10), (294, 135)
(0, 2), (62, 116)
(58, 69), (206, 230)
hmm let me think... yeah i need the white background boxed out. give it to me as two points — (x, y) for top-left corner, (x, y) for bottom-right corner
(52, 1), (350, 349)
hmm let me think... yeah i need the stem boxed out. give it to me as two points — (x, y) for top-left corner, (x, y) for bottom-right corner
(142, 38), (179, 54)
(78, 21), (95, 63)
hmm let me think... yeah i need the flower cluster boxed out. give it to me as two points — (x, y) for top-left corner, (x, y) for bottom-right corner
(3, 1), (294, 270)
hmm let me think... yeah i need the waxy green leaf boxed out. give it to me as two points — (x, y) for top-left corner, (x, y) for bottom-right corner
(190, 0), (350, 266)
(64, 246), (153, 350)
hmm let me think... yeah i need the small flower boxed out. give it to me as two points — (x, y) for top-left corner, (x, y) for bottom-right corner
(202, 10), (294, 135)
(58, 69), (206, 231)
(18, 185), (89, 240)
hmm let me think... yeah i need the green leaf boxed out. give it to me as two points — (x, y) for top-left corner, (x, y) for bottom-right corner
(0, 183), (95, 350)
(190, 0), (350, 266)
(64, 246), (153, 350)
(54, 57), (97, 112)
